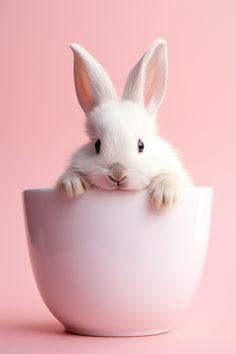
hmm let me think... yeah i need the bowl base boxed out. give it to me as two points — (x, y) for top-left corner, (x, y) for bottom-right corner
(64, 326), (172, 337)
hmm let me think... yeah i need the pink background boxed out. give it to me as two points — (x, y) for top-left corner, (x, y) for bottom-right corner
(1, 0), (235, 352)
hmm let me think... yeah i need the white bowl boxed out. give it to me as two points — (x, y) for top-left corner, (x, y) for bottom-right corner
(23, 187), (213, 337)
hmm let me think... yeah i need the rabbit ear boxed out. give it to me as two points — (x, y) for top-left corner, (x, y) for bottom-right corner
(70, 43), (117, 114)
(122, 39), (167, 116)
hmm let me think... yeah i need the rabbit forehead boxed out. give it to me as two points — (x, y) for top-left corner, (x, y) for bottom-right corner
(87, 100), (155, 139)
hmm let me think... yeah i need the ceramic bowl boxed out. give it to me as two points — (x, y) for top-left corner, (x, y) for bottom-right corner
(23, 187), (213, 337)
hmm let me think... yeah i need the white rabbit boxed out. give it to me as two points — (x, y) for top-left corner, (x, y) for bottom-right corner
(56, 39), (192, 209)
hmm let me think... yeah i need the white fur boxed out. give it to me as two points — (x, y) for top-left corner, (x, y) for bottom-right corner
(57, 39), (192, 209)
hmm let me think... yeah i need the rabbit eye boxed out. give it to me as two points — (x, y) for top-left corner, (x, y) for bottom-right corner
(138, 139), (144, 153)
(95, 139), (101, 154)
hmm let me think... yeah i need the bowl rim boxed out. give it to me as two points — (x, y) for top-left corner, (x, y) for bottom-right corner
(22, 186), (213, 194)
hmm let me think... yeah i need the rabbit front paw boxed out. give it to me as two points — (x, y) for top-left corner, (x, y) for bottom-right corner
(149, 174), (182, 210)
(57, 173), (86, 198)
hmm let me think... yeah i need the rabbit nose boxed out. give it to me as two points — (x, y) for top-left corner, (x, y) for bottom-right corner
(109, 163), (127, 182)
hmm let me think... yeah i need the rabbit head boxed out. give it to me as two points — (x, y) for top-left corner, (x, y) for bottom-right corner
(69, 39), (169, 191)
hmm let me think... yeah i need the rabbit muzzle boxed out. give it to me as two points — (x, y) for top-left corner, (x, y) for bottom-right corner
(108, 163), (127, 186)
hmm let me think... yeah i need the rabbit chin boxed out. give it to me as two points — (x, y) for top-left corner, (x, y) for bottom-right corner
(87, 173), (150, 191)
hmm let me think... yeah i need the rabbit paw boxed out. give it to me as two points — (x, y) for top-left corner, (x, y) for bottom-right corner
(57, 173), (86, 198)
(149, 174), (182, 210)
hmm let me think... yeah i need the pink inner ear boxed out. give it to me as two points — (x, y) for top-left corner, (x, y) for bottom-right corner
(74, 56), (94, 112)
(143, 43), (167, 113)
(144, 51), (161, 107)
